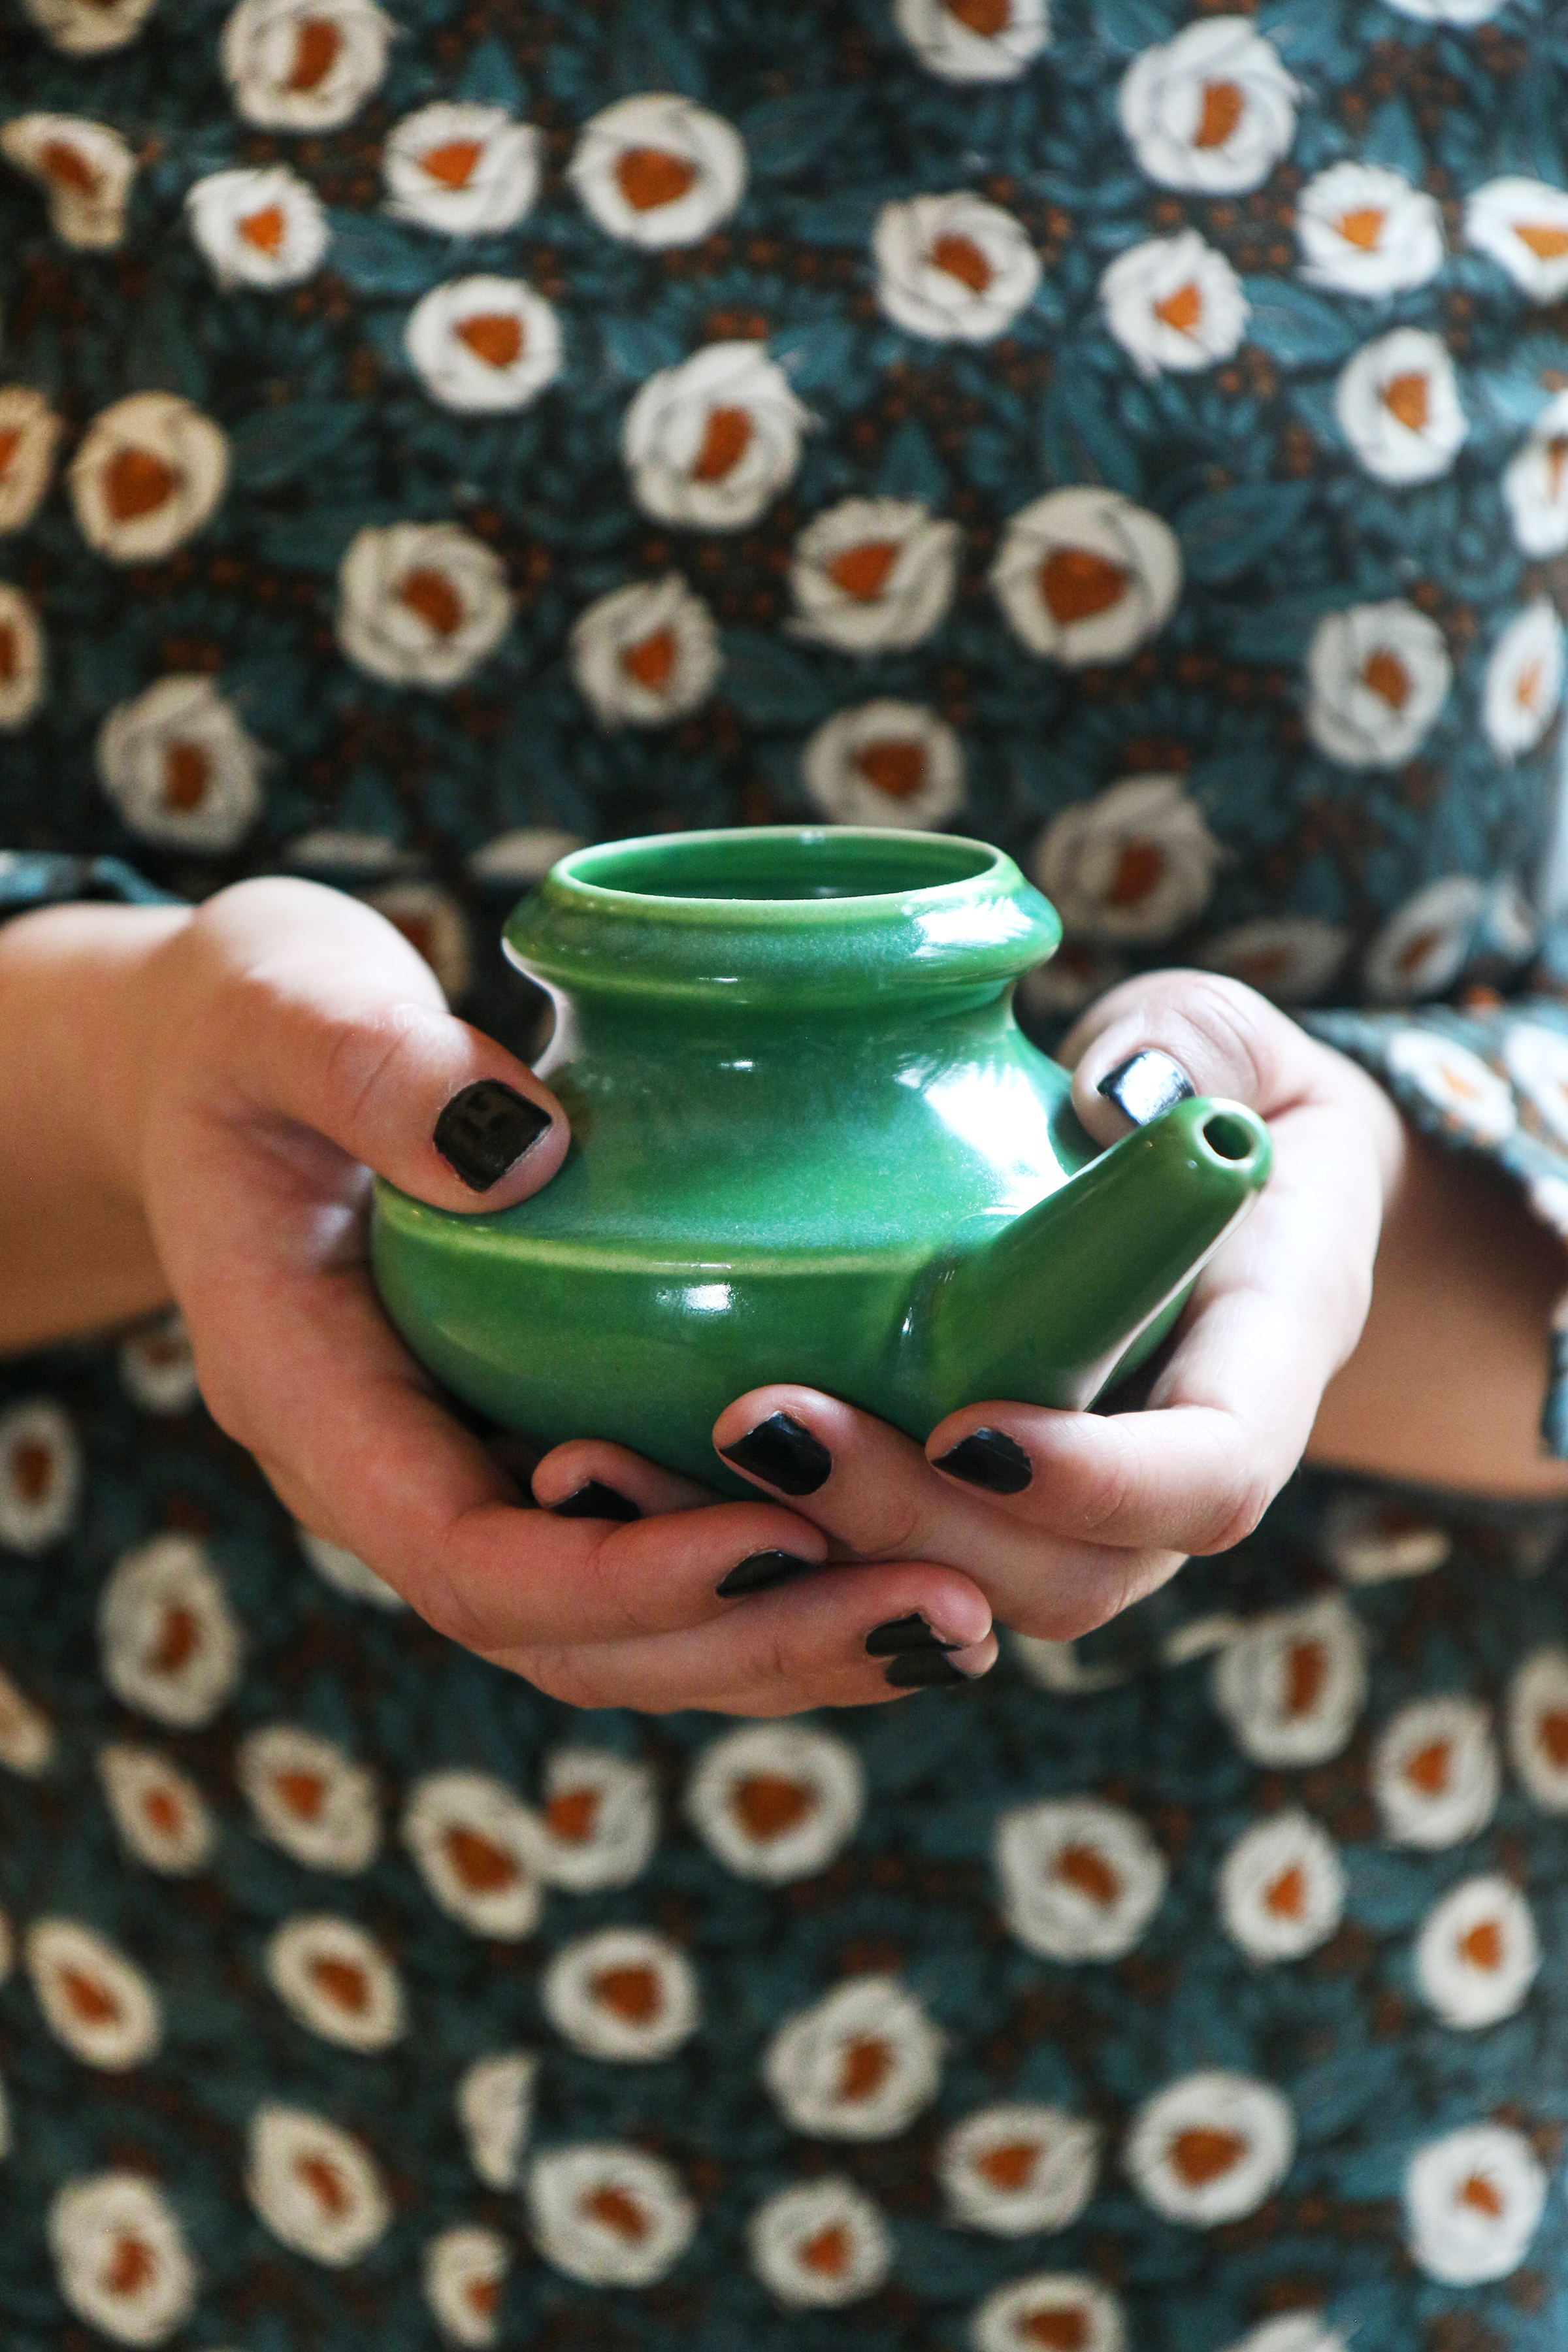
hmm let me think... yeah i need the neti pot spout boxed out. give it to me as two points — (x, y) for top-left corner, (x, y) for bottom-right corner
(915, 1096), (1273, 1417)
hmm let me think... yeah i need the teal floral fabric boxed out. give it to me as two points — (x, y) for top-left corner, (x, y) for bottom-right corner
(10, 2), (1568, 2348)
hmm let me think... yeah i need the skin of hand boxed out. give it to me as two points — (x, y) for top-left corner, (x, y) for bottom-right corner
(0, 884), (995, 1714)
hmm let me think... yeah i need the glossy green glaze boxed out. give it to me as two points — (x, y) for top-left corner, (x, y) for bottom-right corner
(371, 828), (1272, 1492)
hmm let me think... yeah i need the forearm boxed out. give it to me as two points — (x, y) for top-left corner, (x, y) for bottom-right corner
(1309, 1117), (1568, 1500)
(0, 902), (185, 1353)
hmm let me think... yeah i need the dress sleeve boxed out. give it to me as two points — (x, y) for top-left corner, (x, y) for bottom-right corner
(1305, 950), (1568, 1458)
(0, 852), (184, 923)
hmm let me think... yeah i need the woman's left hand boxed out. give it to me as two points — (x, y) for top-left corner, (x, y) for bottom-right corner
(533, 973), (1405, 1646)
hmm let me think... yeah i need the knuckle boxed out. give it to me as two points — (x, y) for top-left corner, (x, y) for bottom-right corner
(1163, 973), (1288, 1111)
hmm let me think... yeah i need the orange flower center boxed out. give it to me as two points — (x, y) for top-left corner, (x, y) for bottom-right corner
(546, 1786), (600, 1841)
(616, 147), (696, 212)
(0, 625), (15, 685)
(1405, 1739), (1452, 1795)
(1514, 221), (1568, 260)
(61, 1967), (121, 2025)
(593, 1964), (661, 2023)
(152, 1604), (198, 1673)
(929, 232), (994, 293)
(1170, 2125), (1246, 2187)
(1335, 206), (1386, 252)
(947, 0), (1011, 31)
(1381, 372), (1430, 433)
(162, 742), (211, 811)
(827, 540), (900, 600)
(1516, 658), (1543, 713)
(976, 2140), (1039, 2191)
(238, 204), (287, 255)
(468, 2277), (500, 2317)
(1284, 1637), (1326, 1716)
(1363, 649), (1411, 710)
(39, 140), (99, 195)
(1107, 839), (1164, 908)
(855, 739), (926, 798)
(1154, 280), (1203, 334)
(585, 2184), (649, 2239)
(420, 139), (484, 189)
(142, 1786), (182, 1836)
(621, 627), (676, 689)
(838, 2035), (892, 2100)
(297, 2153), (350, 2215)
(105, 2235), (155, 2296)
(1039, 546), (1126, 623)
(1054, 1842), (1120, 1906)
(691, 405), (753, 482)
(104, 447), (177, 523)
(309, 1956), (370, 2012)
(11, 1437), (51, 1501)
(1459, 1918), (1504, 1971)
(287, 19), (342, 93)
(276, 1769), (326, 1820)
(1538, 1707), (1568, 1767)
(1022, 2314), (1090, 2352)
(444, 1823), (519, 1892)
(1395, 923), (1443, 979)
(1546, 436), (1568, 501)
(1459, 2171), (1504, 2218)
(1193, 82), (1243, 150)
(398, 566), (465, 637)
(456, 312), (524, 369)
(734, 1773), (813, 1839)
(800, 2223), (850, 2275)
(0, 427), (20, 479)
(1264, 1864), (1307, 1919)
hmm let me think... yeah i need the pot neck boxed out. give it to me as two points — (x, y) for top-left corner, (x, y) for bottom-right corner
(504, 826), (1062, 1019)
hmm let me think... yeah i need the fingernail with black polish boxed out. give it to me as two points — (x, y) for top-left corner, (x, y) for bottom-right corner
(434, 1079), (553, 1192)
(884, 1650), (968, 1689)
(864, 1613), (962, 1657)
(720, 1412), (832, 1496)
(1097, 1050), (1196, 1130)
(933, 1427), (1032, 1495)
(716, 1550), (821, 1599)
(551, 1481), (640, 1523)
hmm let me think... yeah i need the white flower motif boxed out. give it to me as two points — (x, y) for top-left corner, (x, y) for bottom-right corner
(568, 574), (719, 728)
(1222, 2323), (1348, 2352)
(99, 1537), (242, 1729)
(0, 1398), (80, 1552)
(1384, 1030), (1516, 1145)
(1119, 18), (1298, 195)
(541, 1928), (699, 2063)
(1382, 0), (1505, 16)
(27, 1920), (161, 2072)
(1031, 775), (1222, 945)
(1484, 598), (1564, 760)
(1334, 329), (1466, 485)
(1372, 1696), (1500, 1849)
(1100, 229), (1247, 376)
(789, 498), (960, 653)
(423, 2225), (510, 2348)
(97, 677), (265, 852)
(1126, 2072), (1295, 2227)
(896, 0), (1049, 80)
(366, 879), (472, 1002)
(246, 2105), (391, 2266)
(1321, 1492), (1450, 1585)
(1508, 1648), (1568, 1810)
(384, 103), (542, 235)
(296, 1527), (405, 1609)
(20, 0), (157, 52)
(685, 1722), (863, 1884)
(237, 1725), (380, 1872)
(48, 2174), (197, 2346)
(69, 393), (229, 563)
(222, 0), (393, 132)
(457, 2051), (537, 2191)
(568, 93), (745, 250)
(0, 385), (63, 532)
(1217, 1811), (1345, 1963)
(1466, 176), (1568, 301)
(405, 276), (563, 414)
(265, 1914), (405, 2051)
(535, 1748), (657, 1890)
(402, 1769), (544, 1938)
(1415, 1875), (1539, 2029)
(972, 2274), (1128, 2352)
(98, 1746), (215, 1876)
(1503, 391), (1568, 557)
(622, 342), (808, 531)
(747, 2178), (891, 2308)
(0, 583), (46, 730)
(1404, 2124), (1545, 2284)
(337, 522), (511, 689)
(1305, 600), (1452, 771)
(0, 115), (137, 249)
(1212, 1595), (1368, 1767)
(801, 700), (966, 829)
(468, 826), (583, 886)
(1002, 502), (1181, 681)
(938, 2104), (1099, 2236)
(1198, 917), (1348, 1005)
(995, 1795), (1167, 1960)
(118, 1312), (199, 1416)
(526, 2144), (696, 2287)
(1296, 162), (1444, 295)
(875, 193), (1041, 343)
(1363, 875), (1488, 1004)
(186, 166), (329, 289)
(763, 1976), (943, 2140)
(0, 1662), (54, 1776)
(1009, 1629), (1132, 1693)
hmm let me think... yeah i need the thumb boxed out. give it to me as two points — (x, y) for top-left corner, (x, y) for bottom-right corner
(1058, 969), (1315, 1151)
(169, 877), (570, 1213)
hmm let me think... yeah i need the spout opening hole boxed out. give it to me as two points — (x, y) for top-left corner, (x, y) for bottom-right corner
(1203, 1111), (1255, 1163)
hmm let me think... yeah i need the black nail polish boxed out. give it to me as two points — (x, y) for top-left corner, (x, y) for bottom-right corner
(884, 1650), (968, 1688)
(864, 1613), (962, 1657)
(1098, 1050), (1196, 1130)
(434, 1079), (552, 1191)
(719, 1412), (831, 1496)
(551, 1481), (640, 1523)
(715, 1550), (821, 1598)
(933, 1427), (1032, 1495)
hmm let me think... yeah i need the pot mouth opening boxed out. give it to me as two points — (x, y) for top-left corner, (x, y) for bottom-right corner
(555, 826), (999, 904)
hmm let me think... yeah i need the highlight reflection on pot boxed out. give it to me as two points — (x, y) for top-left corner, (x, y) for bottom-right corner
(371, 828), (1271, 1490)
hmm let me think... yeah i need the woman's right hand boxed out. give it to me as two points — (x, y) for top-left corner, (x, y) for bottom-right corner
(56, 877), (996, 1713)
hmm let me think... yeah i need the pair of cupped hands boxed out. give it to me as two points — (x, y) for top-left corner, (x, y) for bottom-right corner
(124, 879), (1399, 1715)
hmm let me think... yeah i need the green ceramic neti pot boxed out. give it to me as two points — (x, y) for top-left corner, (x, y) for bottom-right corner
(371, 828), (1271, 1491)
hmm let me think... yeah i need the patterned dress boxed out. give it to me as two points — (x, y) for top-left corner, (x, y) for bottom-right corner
(11, 2), (1568, 2347)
